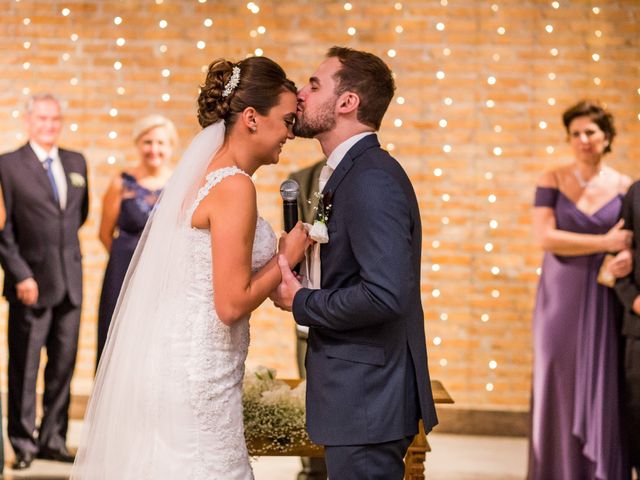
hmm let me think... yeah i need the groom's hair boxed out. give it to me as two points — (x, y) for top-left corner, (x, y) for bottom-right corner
(326, 46), (395, 131)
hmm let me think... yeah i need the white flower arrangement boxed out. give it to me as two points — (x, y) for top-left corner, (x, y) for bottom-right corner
(243, 366), (311, 453)
(308, 191), (332, 244)
(68, 172), (86, 188)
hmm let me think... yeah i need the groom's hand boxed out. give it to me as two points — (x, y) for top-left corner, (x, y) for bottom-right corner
(270, 254), (302, 312)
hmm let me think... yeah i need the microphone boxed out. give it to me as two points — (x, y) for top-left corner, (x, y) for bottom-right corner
(280, 179), (300, 232)
(280, 179), (300, 274)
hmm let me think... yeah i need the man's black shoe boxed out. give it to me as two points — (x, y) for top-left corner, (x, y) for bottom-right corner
(12, 451), (34, 470)
(36, 446), (75, 463)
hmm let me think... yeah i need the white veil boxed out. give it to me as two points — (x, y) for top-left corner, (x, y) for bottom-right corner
(71, 122), (225, 479)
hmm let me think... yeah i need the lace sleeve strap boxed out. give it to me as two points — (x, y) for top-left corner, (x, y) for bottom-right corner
(191, 166), (251, 213)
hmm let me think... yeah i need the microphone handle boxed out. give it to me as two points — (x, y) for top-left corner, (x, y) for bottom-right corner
(282, 200), (300, 275)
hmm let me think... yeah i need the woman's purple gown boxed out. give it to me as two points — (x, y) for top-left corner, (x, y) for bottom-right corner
(529, 187), (627, 480)
(96, 173), (161, 365)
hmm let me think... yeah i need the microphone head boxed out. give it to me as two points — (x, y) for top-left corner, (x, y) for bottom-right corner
(280, 179), (300, 201)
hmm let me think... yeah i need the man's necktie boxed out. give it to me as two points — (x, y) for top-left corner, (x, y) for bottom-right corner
(318, 165), (333, 193)
(44, 157), (60, 206)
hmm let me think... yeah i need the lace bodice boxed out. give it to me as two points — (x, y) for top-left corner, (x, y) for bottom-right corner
(181, 166), (276, 479)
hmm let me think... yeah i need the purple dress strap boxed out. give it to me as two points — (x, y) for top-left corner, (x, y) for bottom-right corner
(534, 186), (559, 207)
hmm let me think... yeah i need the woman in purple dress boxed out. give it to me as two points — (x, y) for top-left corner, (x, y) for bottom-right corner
(529, 101), (633, 479)
(96, 115), (177, 366)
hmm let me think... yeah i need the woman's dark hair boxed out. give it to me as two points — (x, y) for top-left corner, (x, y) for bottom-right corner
(562, 100), (616, 154)
(197, 56), (296, 129)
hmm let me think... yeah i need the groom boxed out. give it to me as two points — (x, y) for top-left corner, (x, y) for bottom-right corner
(272, 47), (437, 479)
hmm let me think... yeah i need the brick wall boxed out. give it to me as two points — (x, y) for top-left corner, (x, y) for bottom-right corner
(0, 0), (638, 409)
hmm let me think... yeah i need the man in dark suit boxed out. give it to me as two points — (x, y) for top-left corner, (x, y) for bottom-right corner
(0, 93), (89, 470)
(288, 160), (328, 480)
(272, 47), (437, 479)
(614, 181), (640, 478)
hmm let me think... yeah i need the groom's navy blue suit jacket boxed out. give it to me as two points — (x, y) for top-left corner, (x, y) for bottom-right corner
(292, 134), (438, 446)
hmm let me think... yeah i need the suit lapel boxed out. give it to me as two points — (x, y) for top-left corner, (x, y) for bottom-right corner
(22, 144), (60, 207)
(322, 134), (380, 196)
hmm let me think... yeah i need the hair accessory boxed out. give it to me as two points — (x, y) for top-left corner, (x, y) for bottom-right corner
(222, 66), (241, 98)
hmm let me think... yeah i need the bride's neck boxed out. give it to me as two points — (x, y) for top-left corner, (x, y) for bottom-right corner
(211, 140), (258, 176)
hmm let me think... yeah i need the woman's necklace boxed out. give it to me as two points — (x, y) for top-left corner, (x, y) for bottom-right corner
(574, 167), (604, 189)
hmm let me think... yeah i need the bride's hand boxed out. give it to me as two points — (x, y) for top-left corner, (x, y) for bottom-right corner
(278, 221), (312, 267)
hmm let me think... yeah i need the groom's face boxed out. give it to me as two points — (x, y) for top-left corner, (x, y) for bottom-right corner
(293, 57), (340, 139)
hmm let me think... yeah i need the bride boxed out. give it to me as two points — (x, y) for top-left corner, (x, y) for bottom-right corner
(71, 57), (309, 479)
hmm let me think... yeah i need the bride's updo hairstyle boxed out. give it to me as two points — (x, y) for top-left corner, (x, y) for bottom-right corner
(198, 56), (296, 129)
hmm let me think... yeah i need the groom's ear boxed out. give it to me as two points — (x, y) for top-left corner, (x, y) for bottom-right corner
(337, 92), (360, 115)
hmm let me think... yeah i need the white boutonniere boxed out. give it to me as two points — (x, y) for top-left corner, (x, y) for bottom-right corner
(69, 172), (86, 188)
(308, 190), (332, 244)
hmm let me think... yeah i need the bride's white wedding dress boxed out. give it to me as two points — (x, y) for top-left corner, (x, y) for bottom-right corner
(180, 166), (276, 478)
(71, 131), (277, 479)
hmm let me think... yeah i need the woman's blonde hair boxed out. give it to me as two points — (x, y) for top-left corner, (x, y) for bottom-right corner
(132, 114), (178, 148)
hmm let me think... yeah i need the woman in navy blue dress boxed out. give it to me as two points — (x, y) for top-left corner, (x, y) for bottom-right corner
(97, 115), (177, 366)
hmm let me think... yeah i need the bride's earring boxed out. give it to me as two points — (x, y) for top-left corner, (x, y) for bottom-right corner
(249, 125), (257, 133)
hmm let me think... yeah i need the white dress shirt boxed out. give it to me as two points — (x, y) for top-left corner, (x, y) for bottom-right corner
(321, 131), (375, 190)
(30, 140), (67, 210)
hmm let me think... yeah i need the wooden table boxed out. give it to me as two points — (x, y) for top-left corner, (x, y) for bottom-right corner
(247, 379), (453, 480)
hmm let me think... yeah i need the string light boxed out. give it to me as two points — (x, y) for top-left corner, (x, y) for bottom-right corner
(61, 8), (70, 16)
(396, 96), (405, 105)
(387, 49), (397, 58)
(433, 336), (442, 345)
(436, 70), (445, 80)
(109, 108), (118, 117)
(497, 26), (506, 35)
(162, 93), (171, 102)
(113, 16), (122, 25)
(433, 168), (443, 177)
(344, 2), (352, 10)
(432, 264), (441, 271)
(487, 76), (496, 85)
(440, 313), (448, 321)
(481, 313), (490, 322)
(436, 22), (445, 31)
(116, 37), (126, 46)
(394, 119), (403, 127)
(395, 25), (404, 33)
(432, 289), (441, 298)
(159, 19), (168, 29)
(197, 41), (206, 49)
(204, 18), (213, 27)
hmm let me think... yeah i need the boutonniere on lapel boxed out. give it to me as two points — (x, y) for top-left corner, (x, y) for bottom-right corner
(308, 190), (332, 244)
(69, 172), (86, 188)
